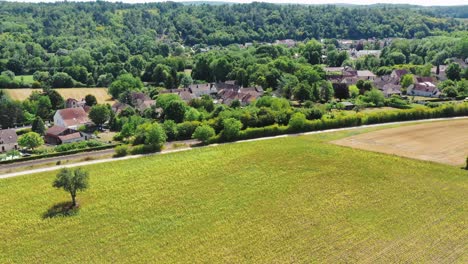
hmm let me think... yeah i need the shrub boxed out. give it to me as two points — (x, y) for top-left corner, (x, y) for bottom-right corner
(162, 120), (178, 141)
(385, 96), (411, 109)
(222, 118), (242, 141)
(129, 144), (158, 155)
(192, 125), (215, 143)
(133, 122), (167, 151)
(288, 112), (307, 132)
(176, 121), (201, 140)
(114, 145), (128, 157)
(55, 140), (104, 152)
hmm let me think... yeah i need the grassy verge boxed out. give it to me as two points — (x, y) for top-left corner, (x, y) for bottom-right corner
(0, 126), (466, 262)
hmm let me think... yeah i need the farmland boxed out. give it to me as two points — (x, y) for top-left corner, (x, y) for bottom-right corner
(2, 88), (114, 104)
(0, 125), (466, 263)
(333, 119), (468, 166)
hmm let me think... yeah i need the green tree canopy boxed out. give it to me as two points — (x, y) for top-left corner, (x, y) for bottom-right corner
(89, 104), (111, 129)
(108, 74), (143, 99)
(18, 132), (44, 150)
(53, 168), (89, 207)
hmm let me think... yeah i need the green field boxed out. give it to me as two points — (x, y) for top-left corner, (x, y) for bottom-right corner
(0, 127), (466, 262)
(14, 75), (34, 84)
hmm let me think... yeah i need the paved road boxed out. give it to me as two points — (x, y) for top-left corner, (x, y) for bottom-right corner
(1, 116), (467, 180)
(0, 149), (116, 172)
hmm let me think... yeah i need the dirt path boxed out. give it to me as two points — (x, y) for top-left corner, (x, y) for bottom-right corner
(1, 116), (467, 179)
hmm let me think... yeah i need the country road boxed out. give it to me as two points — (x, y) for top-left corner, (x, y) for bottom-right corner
(0, 148), (116, 172)
(1, 116), (467, 180)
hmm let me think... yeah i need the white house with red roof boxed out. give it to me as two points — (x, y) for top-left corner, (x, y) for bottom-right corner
(407, 82), (441, 98)
(53, 107), (92, 129)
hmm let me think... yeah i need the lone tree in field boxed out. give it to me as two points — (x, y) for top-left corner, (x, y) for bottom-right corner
(53, 168), (89, 207)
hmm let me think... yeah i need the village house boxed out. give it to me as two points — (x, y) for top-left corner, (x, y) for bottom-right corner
(324, 67), (346, 77)
(111, 102), (130, 114)
(341, 77), (358, 85)
(390, 69), (409, 80)
(217, 86), (263, 106)
(354, 50), (381, 58)
(160, 88), (195, 102)
(414, 76), (436, 83)
(338, 39), (353, 49)
(373, 75), (399, 90)
(178, 90), (196, 102)
(65, 98), (90, 112)
(274, 39), (296, 47)
(127, 92), (156, 112)
(408, 82), (440, 98)
(188, 83), (217, 97)
(0, 129), (18, 152)
(381, 83), (402, 97)
(65, 98), (86, 109)
(45, 125), (88, 145)
(431, 65), (447, 81)
(357, 70), (376, 81)
(214, 80), (240, 91)
(54, 107), (92, 129)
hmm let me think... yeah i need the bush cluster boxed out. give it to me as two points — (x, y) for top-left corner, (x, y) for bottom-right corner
(54, 140), (104, 152)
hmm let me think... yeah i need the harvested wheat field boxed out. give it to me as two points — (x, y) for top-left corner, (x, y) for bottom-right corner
(3, 88), (115, 104)
(333, 119), (468, 166)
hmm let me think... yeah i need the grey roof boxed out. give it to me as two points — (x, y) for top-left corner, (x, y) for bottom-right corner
(0, 129), (18, 145)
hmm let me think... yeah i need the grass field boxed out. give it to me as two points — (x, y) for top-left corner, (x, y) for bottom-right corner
(0, 125), (467, 262)
(333, 119), (468, 166)
(14, 75), (34, 84)
(3, 88), (115, 104)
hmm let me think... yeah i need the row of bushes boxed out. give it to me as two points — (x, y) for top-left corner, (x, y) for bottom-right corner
(0, 144), (118, 165)
(113, 144), (160, 157)
(210, 103), (468, 143)
(54, 140), (104, 152)
(113, 103), (468, 157)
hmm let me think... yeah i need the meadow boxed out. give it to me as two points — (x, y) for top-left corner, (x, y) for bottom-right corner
(0, 126), (466, 263)
(3, 88), (114, 104)
(14, 75), (34, 85)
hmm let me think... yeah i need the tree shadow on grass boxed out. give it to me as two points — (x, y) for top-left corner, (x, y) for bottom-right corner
(42, 202), (80, 219)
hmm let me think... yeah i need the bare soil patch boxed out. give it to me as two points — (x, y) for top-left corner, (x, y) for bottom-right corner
(332, 119), (468, 166)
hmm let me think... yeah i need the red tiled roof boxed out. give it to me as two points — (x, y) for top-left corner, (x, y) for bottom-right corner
(414, 82), (437, 92)
(56, 107), (91, 127)
(393, 69), (408, 77)
(46, 125), (68, 136)
(415, 76), (435, 83)
(58, 132), (82, 141)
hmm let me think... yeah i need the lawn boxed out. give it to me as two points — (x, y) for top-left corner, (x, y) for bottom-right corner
(0, 127), (466, 263)
(14, 75), (34, 85)
(3, 88), (115, 104)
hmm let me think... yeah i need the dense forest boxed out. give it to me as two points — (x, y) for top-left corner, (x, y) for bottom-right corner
(0, 2), (467, 84)
(1, 1), (465, 47)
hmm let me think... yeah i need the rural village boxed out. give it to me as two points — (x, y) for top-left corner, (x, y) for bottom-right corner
(0, 1), (467, 262)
